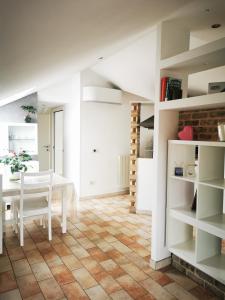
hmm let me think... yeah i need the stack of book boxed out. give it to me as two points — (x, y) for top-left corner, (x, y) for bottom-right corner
(160, 77), (182, 101)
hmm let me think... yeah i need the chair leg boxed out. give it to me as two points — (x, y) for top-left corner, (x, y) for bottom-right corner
(40, 218), (43, 226)
(2, 204), (6, 234)
(20, 218), (24, 247)
(12, 203), (17, 232)
(15, 210), (18, 234)
(43, 216), (46, 229)
(48, 213), (52, 241)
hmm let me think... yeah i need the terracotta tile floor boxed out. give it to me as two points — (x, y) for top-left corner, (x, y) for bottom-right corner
(0, 195), (219, 299)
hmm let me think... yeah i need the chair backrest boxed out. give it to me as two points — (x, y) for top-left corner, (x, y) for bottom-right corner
(20, 170), (53, 217)
(0, 174), (2, 209)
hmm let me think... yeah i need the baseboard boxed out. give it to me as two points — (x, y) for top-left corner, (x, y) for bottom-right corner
(150, 256), (171, 270)
(80, 189), (129, 201)
(136, 209), (152, 216)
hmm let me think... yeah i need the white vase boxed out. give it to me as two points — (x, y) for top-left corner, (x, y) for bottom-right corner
(9, 172), (20, 181)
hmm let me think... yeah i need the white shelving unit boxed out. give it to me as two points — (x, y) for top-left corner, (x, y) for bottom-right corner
(159, 92), (225, 111)
(160, 37), (225, 73)
(167, 140), (225, 284)
(151, 20), (225, 274)
(0, 122), (38, 156)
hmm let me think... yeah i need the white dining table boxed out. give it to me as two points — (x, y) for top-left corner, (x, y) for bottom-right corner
(1, 174), (74, 252)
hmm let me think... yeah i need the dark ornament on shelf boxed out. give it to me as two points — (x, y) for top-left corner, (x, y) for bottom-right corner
(191, 190), (197, 211)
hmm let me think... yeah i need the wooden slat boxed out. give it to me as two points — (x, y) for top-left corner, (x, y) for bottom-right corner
(129, 102), (140, 214)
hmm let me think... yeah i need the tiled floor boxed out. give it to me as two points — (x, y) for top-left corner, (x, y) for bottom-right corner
(0, 195), (219, 299)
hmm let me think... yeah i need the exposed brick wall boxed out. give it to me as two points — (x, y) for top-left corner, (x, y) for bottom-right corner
(179, 107), (225, 141)
(172, 255), (225, 298)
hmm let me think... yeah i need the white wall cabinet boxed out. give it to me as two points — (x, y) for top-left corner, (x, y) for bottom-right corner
(0, 123), (38, 156)
(167, 140), (225, 284)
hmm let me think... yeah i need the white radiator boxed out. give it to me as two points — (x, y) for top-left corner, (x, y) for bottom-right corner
(118, 155), (130, 188)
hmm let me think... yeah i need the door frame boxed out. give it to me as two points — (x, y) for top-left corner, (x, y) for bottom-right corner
(37, 112), (52, 171)
(51, 106), (64, 175)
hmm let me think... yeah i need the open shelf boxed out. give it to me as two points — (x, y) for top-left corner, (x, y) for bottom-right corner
(169, 140), (225, 147)
(170, 206), (196, 226)
(9, 138), (35, 141)
(198, 254), (225, 285)
(170, 175), (196, 183)
(159, 92), (225, 111)
(169, 239), (195, 264)
(199, 179), (225, 190)
(167, 140), (225, 284)
(160, 37), (225, 74)
(199, 215), (225, 240)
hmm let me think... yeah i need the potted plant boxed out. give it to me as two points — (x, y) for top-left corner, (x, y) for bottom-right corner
(0, 151), (32, 180)
(21, 105), (37, 123)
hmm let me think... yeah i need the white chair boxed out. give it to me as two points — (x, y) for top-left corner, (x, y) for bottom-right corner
(14, 170), (53, 247)
(0, 175), (19, 252)
(0, 174), (2, 254)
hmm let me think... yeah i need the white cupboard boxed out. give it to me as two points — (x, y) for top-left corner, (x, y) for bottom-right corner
(0, 123), (38, 156)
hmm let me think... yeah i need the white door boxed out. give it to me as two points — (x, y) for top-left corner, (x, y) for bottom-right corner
(38, 113), (51, 171)
(54, 110), (64, 175)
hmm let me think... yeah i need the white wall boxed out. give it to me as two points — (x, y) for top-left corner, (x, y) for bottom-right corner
(92, 30), (157, 100)
(139, 104), (154, 158)
(80, 69), (149, 198)
(38, 78), (79, 106)
(0, 93), (37, 123)
(64, 81), (81, 198)
(136, 158), (154, 212)
(80, 99), (130, 197)
(37, 74), (81, 198)
(37, 69), (153, 199)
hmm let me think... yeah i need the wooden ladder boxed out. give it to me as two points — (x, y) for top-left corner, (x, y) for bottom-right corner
(129, 103), (140, 213)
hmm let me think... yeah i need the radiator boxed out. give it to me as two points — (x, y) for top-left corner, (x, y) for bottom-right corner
(118, 155), (130, 188)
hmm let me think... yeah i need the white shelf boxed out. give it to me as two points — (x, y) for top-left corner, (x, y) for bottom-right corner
(159, 92), (225, 111)
(160, 37), (225, 74)
(198, 254), (225, 285)
(167, 140), (225, 284)
(170, 207), (196, 226)
(169, 140), (225, 147)
(199, 179), (225, 190)
(9, 139), (35, 141)
(199, 215), (225, 239)
(170, 175), (196, 183)
(169, 240), (195, 264)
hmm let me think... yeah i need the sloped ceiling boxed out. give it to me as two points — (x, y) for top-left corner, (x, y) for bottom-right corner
(91, 0), (225, 100)
(0, 0), (193, 102)
(92, 29), (157, 100)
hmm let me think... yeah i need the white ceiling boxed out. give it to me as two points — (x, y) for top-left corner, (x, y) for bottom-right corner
(92, 0), (225, 99)
(169, 0), (225, 43)
(0, 0), (193, 102)
(92, 29), (157, 100)
(1, 0), (225, 103)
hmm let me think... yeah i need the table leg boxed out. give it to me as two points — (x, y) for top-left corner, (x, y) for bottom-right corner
(62, 187), (67, 233)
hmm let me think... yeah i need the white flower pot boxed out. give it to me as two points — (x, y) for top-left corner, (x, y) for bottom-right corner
(9, 172), (20, 181)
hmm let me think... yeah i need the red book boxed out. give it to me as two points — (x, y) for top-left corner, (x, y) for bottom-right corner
(160, 77), (168, 102)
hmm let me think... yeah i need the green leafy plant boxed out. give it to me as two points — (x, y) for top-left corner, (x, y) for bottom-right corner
(0, 151), (32, 174)
(21, 105), (37, 114)
(21, 105), (37, 123)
